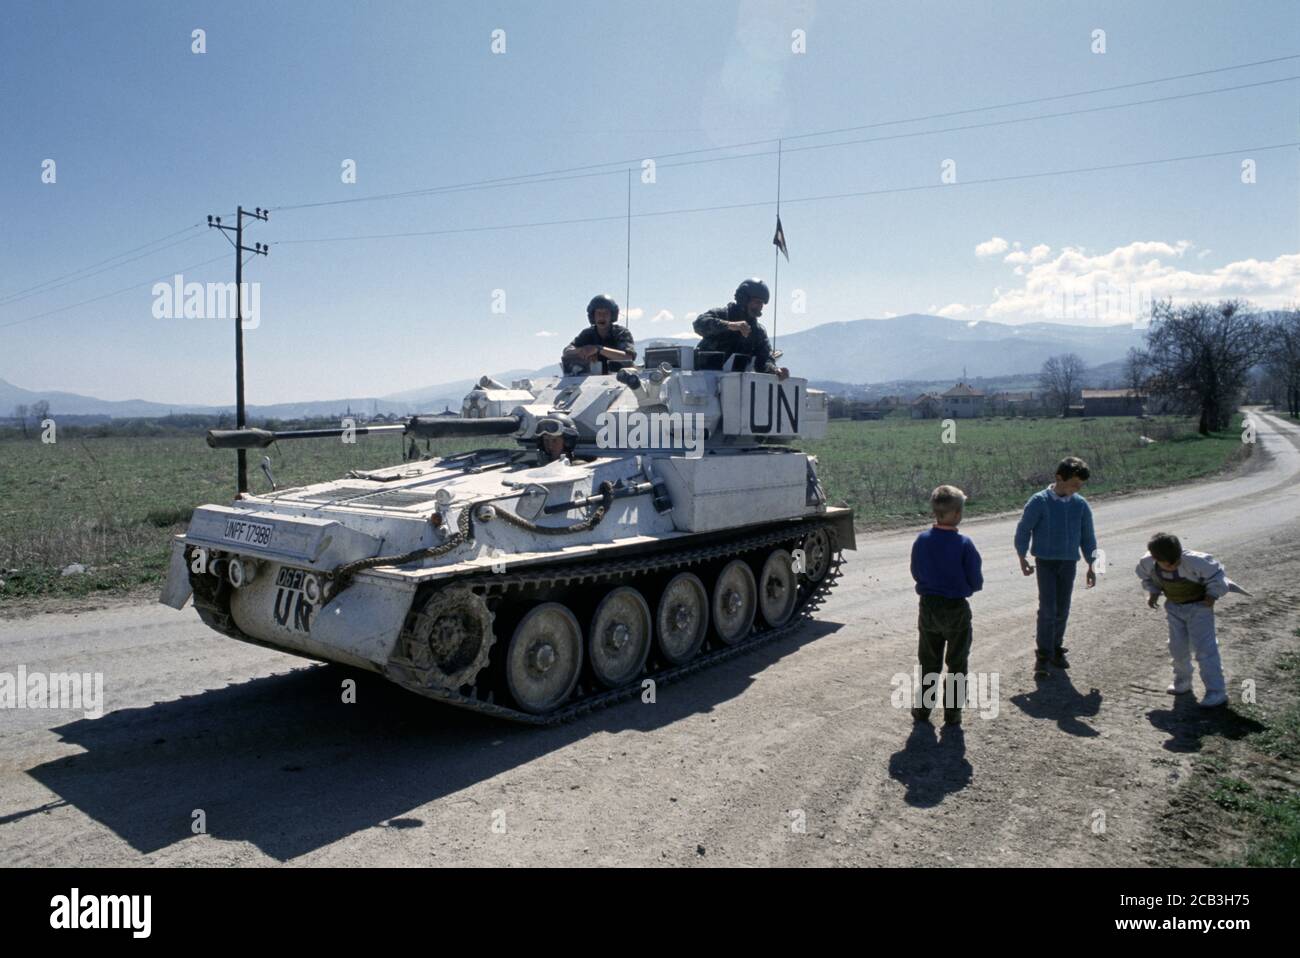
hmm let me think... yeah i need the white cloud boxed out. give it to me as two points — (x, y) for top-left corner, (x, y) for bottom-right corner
(1004, 243), (1051, 266)
(648, 309), (674, 323)
(983, 240), (1300, 324)
(936, 303), (971, 317)
(534, 330), (557, 337)
(975, 237), (1009, 258)
(685, 311), (698, 323)
(881, 310), (898, 318)
(668, 330), (701, 339)
(625, 307), (644, 321)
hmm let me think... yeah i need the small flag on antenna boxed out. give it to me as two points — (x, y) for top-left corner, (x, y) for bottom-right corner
(773, 215), (788, 262)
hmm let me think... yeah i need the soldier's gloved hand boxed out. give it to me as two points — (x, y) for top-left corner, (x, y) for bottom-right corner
(777, 367), (790, 381)
(727, 320), (751, 337)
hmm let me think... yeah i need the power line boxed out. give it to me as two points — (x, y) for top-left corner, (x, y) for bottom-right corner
(0, 231), (208, 308)
(270, 54), (1300, 212)
(770, 74), (1300, 160)
(611, 74), (1300, 177)
(0, 254), (229, 330)
(0, 223), (204, 305)
(270, 142), (1300, 246)
(264, 72), (1300, 217)
(780, 54), (1300, 142)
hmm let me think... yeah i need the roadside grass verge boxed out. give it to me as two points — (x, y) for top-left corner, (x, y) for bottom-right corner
(1158, 639), (1300, 867)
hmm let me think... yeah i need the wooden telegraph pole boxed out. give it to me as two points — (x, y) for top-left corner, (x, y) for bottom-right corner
(208, 206), (268, 493)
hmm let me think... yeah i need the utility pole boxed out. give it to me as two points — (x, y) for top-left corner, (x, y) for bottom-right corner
(625, 168), (632, 333)
(208, 206), (269, 493)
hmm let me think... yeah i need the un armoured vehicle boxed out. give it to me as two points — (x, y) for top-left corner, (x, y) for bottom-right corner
(161, 346), (855, 723)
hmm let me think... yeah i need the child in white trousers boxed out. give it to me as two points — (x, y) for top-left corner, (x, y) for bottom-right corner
(1135, 532), (1249, 708)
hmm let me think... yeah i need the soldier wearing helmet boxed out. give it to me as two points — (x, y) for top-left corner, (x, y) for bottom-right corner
(692, 278), (789, 380)
(534, 415), (580, 464)
(561, 294), (636, 375)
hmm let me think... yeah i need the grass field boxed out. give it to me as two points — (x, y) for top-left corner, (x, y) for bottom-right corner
(0, 413), (1249, 603)
(802, 413), (1250, 522)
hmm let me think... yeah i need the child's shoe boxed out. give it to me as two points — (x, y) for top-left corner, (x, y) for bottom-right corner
(943, 709), (962, 726)
(1033, 652), (1050, 678)
(1166, 678), (1193, 695)
(1051, 647), (1070, 669)
(1198, 690), (1228, 708)
(911, 707), (931, 723)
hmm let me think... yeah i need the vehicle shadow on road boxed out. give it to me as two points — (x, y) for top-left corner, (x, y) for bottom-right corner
(887, 722), (972, 807)
(1147, 699), (1265, 754)
(23, 620), (841, 862)
(1008, 674), (1103, 737)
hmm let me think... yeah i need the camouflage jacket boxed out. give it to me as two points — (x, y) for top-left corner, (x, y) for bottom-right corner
(562, 323), (636, 374)
(692, 303), (778, 373)
(564, 323), (636, 357)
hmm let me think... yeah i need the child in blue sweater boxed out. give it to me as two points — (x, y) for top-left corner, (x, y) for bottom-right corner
(1014, 456), (1098, 678)
(910, 485), (983, 725)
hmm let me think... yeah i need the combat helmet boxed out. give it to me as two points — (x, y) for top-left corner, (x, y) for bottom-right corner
(586, 294), (620, 325)
(734, 278), (770, 307)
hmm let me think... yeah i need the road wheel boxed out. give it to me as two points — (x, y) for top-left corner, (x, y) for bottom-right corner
(800, 528), (832, 583)
(758, 549), (798, 627)
(712, 559), (757, 645)
(655, 573), (709, 665)
(589, 587), (652, 688)
(504, 602), (583, 714)
(404, 587), (495, 691)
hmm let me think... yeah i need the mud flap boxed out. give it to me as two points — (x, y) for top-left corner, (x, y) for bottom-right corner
(159, 536), (193, 610)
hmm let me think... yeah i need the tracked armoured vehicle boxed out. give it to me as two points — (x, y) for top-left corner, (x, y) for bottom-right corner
(160, 346), (855, 723)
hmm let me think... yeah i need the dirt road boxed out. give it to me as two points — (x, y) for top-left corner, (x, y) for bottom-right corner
(2, 411), (1298, 866)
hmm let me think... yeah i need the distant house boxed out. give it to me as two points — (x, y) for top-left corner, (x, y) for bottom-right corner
(987, 390), (1040, 416)
(1079, 389), (1146, 417)
(911, 393), (942, 419)
(941, 382), (986, 419)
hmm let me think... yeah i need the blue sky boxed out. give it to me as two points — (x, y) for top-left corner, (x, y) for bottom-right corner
(2, 0), (1297, 404)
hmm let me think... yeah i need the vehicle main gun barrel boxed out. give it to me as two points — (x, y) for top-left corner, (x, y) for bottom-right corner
(206, 415), (521, 449)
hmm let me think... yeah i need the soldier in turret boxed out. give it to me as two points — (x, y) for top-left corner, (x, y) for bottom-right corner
(692, 278), (789, 381)
(562, 294), (636, 375)
(535, 416), (581, 465)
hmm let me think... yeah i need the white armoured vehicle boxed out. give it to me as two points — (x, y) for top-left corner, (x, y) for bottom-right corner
(161, 345), (855, 723)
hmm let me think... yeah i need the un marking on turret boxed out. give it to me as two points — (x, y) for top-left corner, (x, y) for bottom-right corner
(746, 381), (800, 434)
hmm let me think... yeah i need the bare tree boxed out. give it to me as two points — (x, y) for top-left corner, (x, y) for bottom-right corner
(1038, 353), (1087, 416)
(1122, 347), (1149, 397)
(13, 404), (29, 439)
(1264, 310), (1300, 418)
(31, 399), (51, 425)
(1143, 299), (1266, 435)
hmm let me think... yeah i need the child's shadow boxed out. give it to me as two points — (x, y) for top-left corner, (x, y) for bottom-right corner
(1148, 698), (1265, 753)
(1009, 674), (1103, 737)
(888, 722), (972, 808)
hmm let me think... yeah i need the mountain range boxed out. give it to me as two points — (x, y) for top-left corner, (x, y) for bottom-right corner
(2, 314), (1147, 418)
